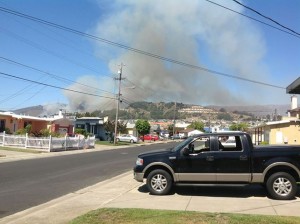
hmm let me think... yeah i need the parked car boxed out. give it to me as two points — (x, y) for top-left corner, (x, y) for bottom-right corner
(171, 134), (183, 140)
(140, 134), (159, 141)
(116, 134), (138, 143)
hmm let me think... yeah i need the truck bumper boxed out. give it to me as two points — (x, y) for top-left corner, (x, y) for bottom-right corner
(134, 172), (144, 182)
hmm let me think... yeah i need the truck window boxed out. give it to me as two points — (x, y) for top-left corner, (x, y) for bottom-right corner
(218, 135), (243, 152)
(189, 136), (210, 154)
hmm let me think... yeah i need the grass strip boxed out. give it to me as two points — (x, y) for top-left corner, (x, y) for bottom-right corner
(0, 146), (43, 153)
(69, 208), (300, 224)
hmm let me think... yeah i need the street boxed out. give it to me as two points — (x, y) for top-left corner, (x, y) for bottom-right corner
(0, 142), (177, 218)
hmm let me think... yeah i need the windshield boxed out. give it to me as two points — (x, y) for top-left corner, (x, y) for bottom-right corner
(171, 137), (194, 152)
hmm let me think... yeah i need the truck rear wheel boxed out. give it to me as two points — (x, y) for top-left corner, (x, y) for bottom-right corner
(147, 169), (172, 195)
(266, 172), (297, 200)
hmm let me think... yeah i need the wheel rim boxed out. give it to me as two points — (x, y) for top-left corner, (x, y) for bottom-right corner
(273, 177), (292, 196)
(151, 174), (167, 192)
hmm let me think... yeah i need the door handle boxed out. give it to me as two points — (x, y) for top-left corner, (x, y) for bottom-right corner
(240, 155), (248, 161)
(206, 156), (214, 161)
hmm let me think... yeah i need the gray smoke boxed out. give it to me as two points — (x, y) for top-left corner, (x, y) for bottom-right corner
(65, 0), (288, 111)
(63, 75), (116, 112)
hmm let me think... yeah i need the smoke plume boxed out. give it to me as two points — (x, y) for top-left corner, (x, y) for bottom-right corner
(65, 0), (288, 111)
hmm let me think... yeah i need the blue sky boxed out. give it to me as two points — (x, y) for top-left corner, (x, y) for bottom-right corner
(0, 0), (299, 113)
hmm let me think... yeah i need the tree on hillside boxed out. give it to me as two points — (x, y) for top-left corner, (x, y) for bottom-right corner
(187, 121), (204, 131)
(229, 123), (249, 131)
(219, 108), (227, 113)
(217, 113), (233, 121)
(135, 119), (150, 141)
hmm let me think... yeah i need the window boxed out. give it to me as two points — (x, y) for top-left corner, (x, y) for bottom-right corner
(23, 121), (32, 128)
(218, 135), (242, 152)
(76, 124), (85, 129)
(0, 120), (5, 132)
(189, 136), (210, 154)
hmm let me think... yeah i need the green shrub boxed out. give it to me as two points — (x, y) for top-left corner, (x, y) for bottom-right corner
(75, 128), (89, 138)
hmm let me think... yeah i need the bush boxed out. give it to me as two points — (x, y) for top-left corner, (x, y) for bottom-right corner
(4, 128), (11, 134)
(75, 128), (89, 138)
(15, 128), (27, 135)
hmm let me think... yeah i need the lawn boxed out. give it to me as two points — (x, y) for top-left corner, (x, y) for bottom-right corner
(69, 208), (300, 224)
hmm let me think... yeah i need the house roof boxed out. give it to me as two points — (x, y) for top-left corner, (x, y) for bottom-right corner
(0, 111), (54, 121)
(76, 117), (102, 120)
(287, 77), (300, 94)
(254, 118), (300, 128)
(126, 123), (135, 129)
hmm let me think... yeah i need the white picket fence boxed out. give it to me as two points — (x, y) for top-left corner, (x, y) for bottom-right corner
(0, 132), (95, 152)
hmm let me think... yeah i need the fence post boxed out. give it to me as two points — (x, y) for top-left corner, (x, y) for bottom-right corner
(48, 135), (52, 152)
(87, 136), (90, 149)
(77, 135), (80, 150)
(25, 133), (28, 148)
(64, 135), (67, 151)
(2, 131), (5, 146)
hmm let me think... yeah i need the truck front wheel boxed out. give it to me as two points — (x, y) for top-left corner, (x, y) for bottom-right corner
(147, 169), (172, 195)
(266, 172), (297, 200)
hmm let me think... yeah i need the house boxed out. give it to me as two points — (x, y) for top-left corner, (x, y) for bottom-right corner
(251, 94), (300, 145)
(49, 117), (74, 136)
(0, 111), (51, 133)
(252, 117), (300, 145)
(74, 117), (107, 140)
(0, 110), (74, 136)
(178, 128), (203, 138)
(126, 123), (137, 136)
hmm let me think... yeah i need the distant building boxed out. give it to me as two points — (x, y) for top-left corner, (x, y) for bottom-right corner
(178, 106), (218, 114)
(126, 123), (137, 136)
(74, 117), (106, 140)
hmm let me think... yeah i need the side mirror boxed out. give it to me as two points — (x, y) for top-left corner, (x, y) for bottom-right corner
(182, 147), (189, 156)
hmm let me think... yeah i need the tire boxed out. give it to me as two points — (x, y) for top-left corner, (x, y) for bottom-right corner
(266, 172), (297, 200)
(130, 139), (134, 143)
(147, 169), (173, 195)
(116, 138), (120, 142)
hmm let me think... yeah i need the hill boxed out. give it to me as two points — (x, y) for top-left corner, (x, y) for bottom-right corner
(209, 104), (290, 117)
(13, 105), (44, 117)
(11, 102), (290, 121)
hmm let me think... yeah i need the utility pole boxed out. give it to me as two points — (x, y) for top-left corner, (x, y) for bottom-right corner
(172, 102), (176, 136)
(114, 63), (124, 145)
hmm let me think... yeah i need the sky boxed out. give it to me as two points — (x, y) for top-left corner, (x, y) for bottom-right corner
(0, 0), (299, 114)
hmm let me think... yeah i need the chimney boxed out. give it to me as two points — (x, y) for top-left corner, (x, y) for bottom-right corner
(291, 95), (298, 110)
(59, 109), (63, 118)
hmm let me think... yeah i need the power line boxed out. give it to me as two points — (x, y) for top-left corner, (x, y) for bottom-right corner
(232, 0), (300, 36)
(0, 26), (113, 77)
(203, 0), (300, 39)
(0, 6), (286, 90)
(0, 72), (116, 100)
(0, 56), (115, 96)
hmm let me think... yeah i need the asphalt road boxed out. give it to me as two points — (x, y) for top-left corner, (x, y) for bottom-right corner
(0, 142), (177, 218)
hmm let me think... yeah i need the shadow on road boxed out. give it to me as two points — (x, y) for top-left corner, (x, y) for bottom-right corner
(138, 184), (300, 200)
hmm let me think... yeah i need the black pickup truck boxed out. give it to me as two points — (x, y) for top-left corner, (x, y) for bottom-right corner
(133, 132), (300, 200)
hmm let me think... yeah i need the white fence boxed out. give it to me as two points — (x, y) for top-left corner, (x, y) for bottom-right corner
(0, 132), (95, 152)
